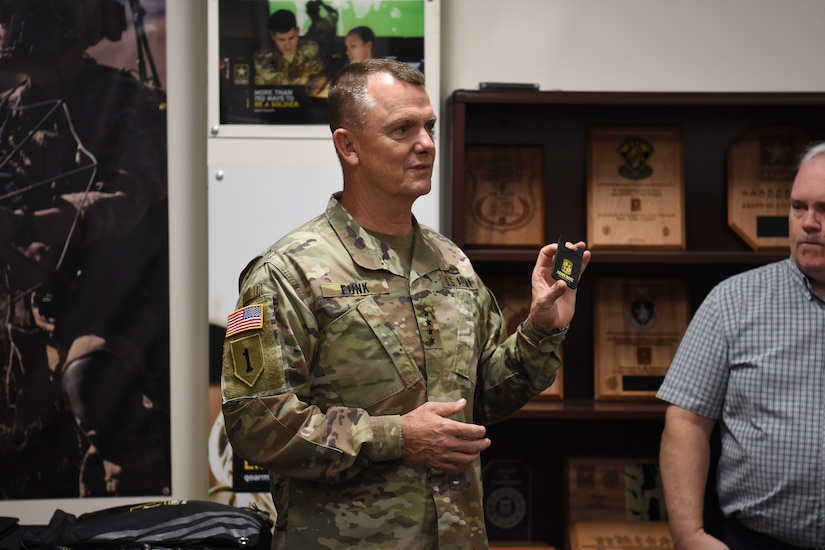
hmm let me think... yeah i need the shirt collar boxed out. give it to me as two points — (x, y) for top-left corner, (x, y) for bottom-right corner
(786, 256), (825, 303)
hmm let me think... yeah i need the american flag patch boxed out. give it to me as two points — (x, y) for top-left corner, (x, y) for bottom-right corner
(226, 304), (264, 337)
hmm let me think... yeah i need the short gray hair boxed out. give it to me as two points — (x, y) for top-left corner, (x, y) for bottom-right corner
(799, 141), (825, 170)
(327, 59), (426, 133)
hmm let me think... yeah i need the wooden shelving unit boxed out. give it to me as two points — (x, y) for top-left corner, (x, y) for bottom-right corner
(446, 89), (825, 547)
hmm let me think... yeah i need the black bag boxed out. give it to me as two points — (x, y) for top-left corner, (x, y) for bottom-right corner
(20, 500), (272, 549)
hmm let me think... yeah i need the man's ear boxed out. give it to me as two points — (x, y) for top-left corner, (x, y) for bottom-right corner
(333, 128), (359, 166)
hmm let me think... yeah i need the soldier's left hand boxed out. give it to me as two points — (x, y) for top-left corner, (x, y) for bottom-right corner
(528, 240), (591, 332)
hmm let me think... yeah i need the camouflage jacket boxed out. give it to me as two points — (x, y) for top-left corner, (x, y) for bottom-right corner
(253, 39), (326, 89)
(222, 194), (564, 549)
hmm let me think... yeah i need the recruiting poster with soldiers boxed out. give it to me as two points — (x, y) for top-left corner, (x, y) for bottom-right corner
(0, 0), (170, 499)
(217, 0), (426, 125)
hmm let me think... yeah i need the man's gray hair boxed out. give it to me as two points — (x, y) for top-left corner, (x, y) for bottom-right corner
(799, 141), (825, 169)
(327, 59), (426, 133)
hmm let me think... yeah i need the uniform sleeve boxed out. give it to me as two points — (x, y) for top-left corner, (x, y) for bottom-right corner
(656, 286), (730, 419)
(301, 41), (326, 77)
(474, 286), (565, 425)
(221, 258), (404, 484)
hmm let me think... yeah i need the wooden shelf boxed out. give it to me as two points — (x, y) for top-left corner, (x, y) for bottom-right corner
(449, 89), (825, 548)
(450, 89), (825, 108)
(465, 249), (787, 265)
(515, 399), (667, 420)
(491, 543), (556, 550)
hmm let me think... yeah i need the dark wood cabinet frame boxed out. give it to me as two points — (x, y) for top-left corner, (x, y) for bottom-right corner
(446, 89), (825, 547)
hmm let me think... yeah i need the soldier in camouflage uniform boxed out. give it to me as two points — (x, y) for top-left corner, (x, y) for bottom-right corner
(253, 9), (329, 97)
(222, 59), (591, 549)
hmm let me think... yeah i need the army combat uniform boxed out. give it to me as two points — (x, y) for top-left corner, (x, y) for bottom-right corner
(253, 39), (328, 95)
(222, 193), (565, 549)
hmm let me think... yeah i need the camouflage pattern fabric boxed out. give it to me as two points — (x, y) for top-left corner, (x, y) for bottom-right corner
(222, 193), (564, 549)
(253, 38), (327, 92)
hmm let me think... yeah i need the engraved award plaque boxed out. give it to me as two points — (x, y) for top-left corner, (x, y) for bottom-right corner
(593, 277), (690, 400)
(569, 521), (672, 550)
(485, 274), (563, 399)
(587, 127), (685, 249)
(483, 459), (532, 541)
(727, 125), (810, 250)
(565, 456), (668, 523)
(464, 145), (545, 247)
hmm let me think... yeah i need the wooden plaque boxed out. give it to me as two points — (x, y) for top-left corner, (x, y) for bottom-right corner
(587, 127), (685, 250)
(483, 459), (532, 541)
(464, 145), (545, 247)
(569, 521), (672, 550)
(565, 456), (667, 523)
(485, 274), (563, 399)
(727, 125), (810, 250)
(593, 278), (689, 400)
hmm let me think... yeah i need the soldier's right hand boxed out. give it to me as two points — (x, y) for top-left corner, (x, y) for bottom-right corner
(400, 399), (491, 472)
(0, 206), (23, 244)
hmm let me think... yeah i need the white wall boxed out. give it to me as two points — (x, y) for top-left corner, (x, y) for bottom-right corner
(2, 0), (824, 525)
(441, 0), (825, 96)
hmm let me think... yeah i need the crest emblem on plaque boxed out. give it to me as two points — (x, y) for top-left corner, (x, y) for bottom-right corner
(617, 136), (654, 180)
(625, 292), (659, 332)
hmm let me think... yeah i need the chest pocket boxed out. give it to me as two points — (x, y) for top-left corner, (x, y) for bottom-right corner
(317, 296), (423, 409)
(450, 288), (481, 382)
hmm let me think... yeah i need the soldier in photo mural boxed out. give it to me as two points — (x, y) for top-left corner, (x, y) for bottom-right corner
(253, 8), (330, 97)
(0, 0), (170, 498)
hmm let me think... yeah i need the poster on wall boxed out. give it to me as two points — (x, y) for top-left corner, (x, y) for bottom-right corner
(0, 0), (171, 499)
(217, 0), (426, 126)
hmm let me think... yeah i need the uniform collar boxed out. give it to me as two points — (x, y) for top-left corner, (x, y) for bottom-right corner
(325, 192), (449, 278)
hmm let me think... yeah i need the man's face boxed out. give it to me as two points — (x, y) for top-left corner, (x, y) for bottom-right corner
(353, 73), (436, 202)
(272, 28), (299, 56)
(789, 154), (825, 291)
